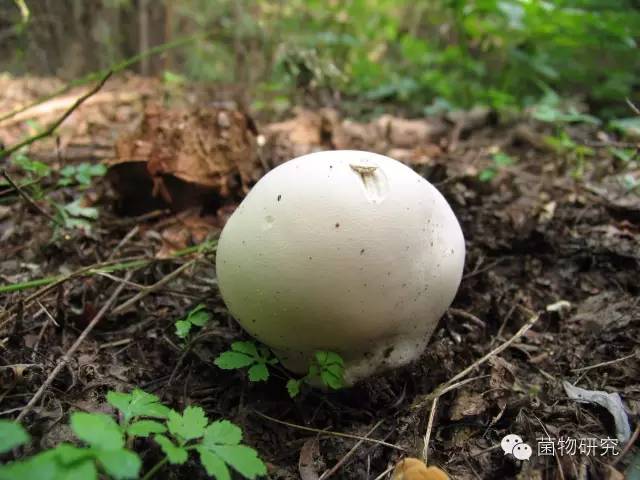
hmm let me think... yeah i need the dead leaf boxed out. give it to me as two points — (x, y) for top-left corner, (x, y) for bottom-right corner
(299, 438), (321, 480)
(156, 209), (220, 258)
(449, 390), (488, 420)
(562, 381), (631, 442)
(108, 104), (259, 213)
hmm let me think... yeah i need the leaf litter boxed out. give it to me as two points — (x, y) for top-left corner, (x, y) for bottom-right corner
(0, 74), (638, 479)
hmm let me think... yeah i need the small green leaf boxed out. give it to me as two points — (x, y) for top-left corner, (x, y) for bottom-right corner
(62, 458), (97, 480)
(315, 351), (343, 367)
(54, 443), (93, 465)
(60, 165), (77, 177)
(64, 200), (98, 220)
(208, 445), (267, 479)
(492, 152), (515, 167)
(214, 351), (256, 370)
(127, 420), (166, 437)
(175, 320), (192, 338)
(248, 363), (269, 382)
(286, 379), (301, 398)
(107, 389), (170, 424)
(478, 168), (496, 182)
(321, 369), (345, 390)
(70, 412), (124, 450)
(204, 420), (242, 446)
(197, 447), (231, 480)
(188, 310), (210, 327)
(106, 391), (132, 413)
(167, 406), (208, 441)
(231, 341), (260, 358)
(0, 450), (60, 480)
(0, 420), (30, 453)
(95, 448), (141, 480)
(154, 435), (188, 464)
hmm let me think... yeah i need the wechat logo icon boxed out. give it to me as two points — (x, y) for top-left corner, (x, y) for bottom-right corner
(501, 434), (532, 461)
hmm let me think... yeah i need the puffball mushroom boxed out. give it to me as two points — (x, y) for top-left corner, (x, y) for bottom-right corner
(216, 150), (465, 385)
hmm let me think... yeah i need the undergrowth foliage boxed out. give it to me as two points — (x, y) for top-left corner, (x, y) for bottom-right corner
(0, 389), (266, 480)
(214, 341), (346, 397)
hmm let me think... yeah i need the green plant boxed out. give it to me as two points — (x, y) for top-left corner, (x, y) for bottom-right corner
(479, 151), (515, 182)
(175, 304), (211, 340)
(58, 163), (107, 187)
(3, 152), (51, 199)
(214, 341), (346, 397)
(286, 351), (345, 398)
(0, 389), (267, 480)
(609, 147), (637, 165)
(54, 198), (99, 231)
(0, 413), (141, 480)
(214, 341), (278, 382)
(544, 131), (594, 178)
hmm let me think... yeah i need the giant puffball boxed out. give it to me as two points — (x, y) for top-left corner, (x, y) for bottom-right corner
(216, 150), (465, 384)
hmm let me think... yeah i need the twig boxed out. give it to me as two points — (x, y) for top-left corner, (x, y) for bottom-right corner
(0, 241), (216, 330)
(372, 465), (395, 480)
(571, 350), (637, 373)
(422, 396), (439, 464)
(319, 419), (384, 480)
(413, 312), (539, 410)
(111, 259), (197, 315)
(449, 308), (485, 328)
(0, 71), (113, 161)
(626, 98), (640, 116)
(1, 170), (62, 226)
(106, 226), (139, 261)
(253, 411), (404, 451)
(16, 272), (131, 421)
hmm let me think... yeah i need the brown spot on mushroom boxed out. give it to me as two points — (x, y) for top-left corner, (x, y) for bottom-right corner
(360, 248), (365, 255)
(335, 222), (340, 228)
(277, 194), (282, 201)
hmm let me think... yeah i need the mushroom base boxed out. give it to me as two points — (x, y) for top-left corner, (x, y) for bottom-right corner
(272, 334), (431, 386)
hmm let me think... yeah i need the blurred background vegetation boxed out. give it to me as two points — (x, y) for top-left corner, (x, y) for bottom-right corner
(1, 0), (639, 119)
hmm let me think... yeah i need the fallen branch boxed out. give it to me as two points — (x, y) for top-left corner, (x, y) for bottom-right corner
(16, 272), (132, 421)
(0, 71), (112, 161)
(111, 258), (198, 315)
(415, 310), (540, 463)
(253, 411), (405, 451)
(1, 170), (62, 226)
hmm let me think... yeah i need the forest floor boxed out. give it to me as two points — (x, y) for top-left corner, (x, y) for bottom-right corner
(0, 74), (639, 480)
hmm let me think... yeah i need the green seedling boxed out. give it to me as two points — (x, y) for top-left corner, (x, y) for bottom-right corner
(544, 131), (594, 178)
(286, 350), (345, 398)
(609, 147), (637, 165)
(214, 341), (278, 382)
(479, 152), (515, 182)
(58, 162), (107, 187)
(214, 341), (346, 397)
(175, 304), (211, 340)
(54, 198), (99, 231)
(0, 388), (266, 480)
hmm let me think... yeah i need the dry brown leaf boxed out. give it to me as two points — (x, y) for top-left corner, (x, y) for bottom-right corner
(108, 104), (259, 213)
(449, 390), (488, 420)
(156, 209), (220, 258)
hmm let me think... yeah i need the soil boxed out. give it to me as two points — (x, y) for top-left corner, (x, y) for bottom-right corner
(0, 75), (638, 480)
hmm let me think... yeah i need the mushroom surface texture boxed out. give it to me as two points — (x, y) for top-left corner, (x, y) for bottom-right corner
(216, 150), (465, 385)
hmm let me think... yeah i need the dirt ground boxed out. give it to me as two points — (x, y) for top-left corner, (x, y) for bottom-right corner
(0, 75), (639, 480)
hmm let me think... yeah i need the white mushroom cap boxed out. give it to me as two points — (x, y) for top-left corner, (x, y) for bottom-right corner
(216, 150), (465, 384)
